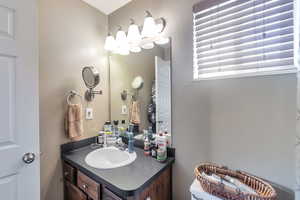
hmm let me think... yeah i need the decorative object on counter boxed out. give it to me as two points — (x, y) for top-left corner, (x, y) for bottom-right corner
(104, 11), (169, 55)
(65, 92), (83, 140)
(195, 163), (277, 200)
(82, 66), (102, 101)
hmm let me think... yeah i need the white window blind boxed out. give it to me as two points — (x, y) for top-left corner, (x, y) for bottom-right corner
(193, 0), (299, 80)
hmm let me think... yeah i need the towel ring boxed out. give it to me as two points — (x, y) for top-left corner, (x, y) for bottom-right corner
(67, 90), (83, 105)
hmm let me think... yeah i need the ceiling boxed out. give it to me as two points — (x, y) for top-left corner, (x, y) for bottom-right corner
(81, 0), (132, 15)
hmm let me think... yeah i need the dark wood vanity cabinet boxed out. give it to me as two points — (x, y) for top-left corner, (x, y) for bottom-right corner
(65, 181), (87, 200)
(63, 161), (172, 200)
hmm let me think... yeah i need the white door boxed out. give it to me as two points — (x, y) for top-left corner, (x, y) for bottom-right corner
(0, 0), (39, 199)
(155, 56), (171, 135)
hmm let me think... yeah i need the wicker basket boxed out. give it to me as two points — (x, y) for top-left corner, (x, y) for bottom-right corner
(195, 163), (277, 200)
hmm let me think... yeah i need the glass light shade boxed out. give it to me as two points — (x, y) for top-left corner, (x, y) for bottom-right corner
(130, 46), (141, 53)
(141, 42), (154, 49)
(104, 35), (116, 51)
(155, 37), (170, 45)
(127, 24), (141, 45)
(142, 16), (158, 38)
(116, 30), (127, 46)
(116, 29), (130, 55)
(156, 23), (164, 33)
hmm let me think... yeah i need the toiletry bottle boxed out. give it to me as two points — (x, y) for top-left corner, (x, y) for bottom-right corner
(113, 120), (119, 137)
(151, 142), (157, 158)
(104, 121), (112, 135)
(119, 120), (126, 136)
(144, 135), (151, 156)
(127, 124), (134, 153)
(97, 131), (105, 146)
(156, 133), (167, 162)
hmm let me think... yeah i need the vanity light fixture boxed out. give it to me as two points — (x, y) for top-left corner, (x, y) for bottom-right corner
(127, 19), (142, 45)
(115, 26), (130, 55)
(141, 11), (158, 38)
(127, 19), (142, 53)
(104, 33), (116, 51)
(104, 11), (168, 55)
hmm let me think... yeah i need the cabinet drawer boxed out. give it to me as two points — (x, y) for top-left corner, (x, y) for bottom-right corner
(102, 187), (122, 200)
(77, 171), (100, 200)
(65, 181), (87, 200)
(63, 162), (76, 184)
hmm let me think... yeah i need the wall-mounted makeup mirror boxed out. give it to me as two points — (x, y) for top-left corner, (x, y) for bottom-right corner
(109, 38), (172, 145)
(82, 66), (102, 101)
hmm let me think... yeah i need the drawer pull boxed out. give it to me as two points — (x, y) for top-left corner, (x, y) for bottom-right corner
(82, 184), (88, 190)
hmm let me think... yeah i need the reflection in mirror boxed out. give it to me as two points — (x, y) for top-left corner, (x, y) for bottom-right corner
(109, 39), (172, 145)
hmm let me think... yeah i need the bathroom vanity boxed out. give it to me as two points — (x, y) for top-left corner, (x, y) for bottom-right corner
(61, 138), (175, 200)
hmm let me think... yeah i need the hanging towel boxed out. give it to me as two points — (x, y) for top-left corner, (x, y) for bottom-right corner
(130, 100), (140, 125)
(64, 104), (83, 140)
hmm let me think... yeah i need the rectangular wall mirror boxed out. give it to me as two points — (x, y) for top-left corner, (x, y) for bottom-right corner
(109, 39), (172, 145)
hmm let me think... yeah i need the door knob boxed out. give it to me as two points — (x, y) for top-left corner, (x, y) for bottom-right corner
(23, 153), (35, 164)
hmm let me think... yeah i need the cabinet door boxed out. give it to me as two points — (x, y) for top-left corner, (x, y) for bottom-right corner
(65, 181), (87, 200)
(102, 187), (122, 200)
(77, 171), (100, 200)
(63, 162), (76, 184)
(137, 167), (171, 200)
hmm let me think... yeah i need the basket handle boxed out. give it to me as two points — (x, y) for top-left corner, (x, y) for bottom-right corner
(221, 165), (228, 170)
(192, 194), (204, 200)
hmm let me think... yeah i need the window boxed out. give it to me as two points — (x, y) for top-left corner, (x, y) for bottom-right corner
(193, 0), (299, 80)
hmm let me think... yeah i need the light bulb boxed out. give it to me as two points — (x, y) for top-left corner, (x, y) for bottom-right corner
(141, 42), (154, 49)
(141, 11), (158, 38)
(127, 20), (142, 46)
(104, 34), (116, 51)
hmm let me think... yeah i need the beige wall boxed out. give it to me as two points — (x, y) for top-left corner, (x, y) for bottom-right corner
(109, 46), (165, 131)
(39, 0), (109, 199)
(109, 0), (296, 199)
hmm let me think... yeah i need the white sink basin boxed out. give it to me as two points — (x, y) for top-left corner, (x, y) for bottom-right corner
(85, 146), (137, 169)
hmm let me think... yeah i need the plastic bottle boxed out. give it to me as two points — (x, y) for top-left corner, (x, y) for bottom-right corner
(127, 124), (134, 153)
(156, 133), (167, 162)
(113, 120), (119, 136)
